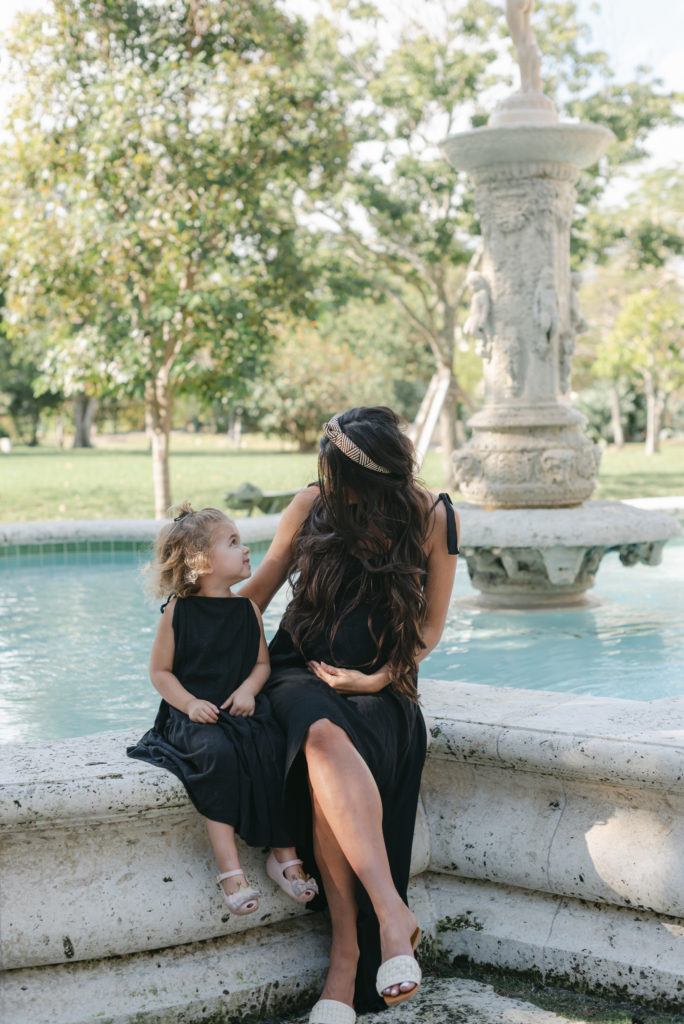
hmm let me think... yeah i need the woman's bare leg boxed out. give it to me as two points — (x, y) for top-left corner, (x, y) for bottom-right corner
(311, 793), (359, 1006)
(304, 720), (418, 999)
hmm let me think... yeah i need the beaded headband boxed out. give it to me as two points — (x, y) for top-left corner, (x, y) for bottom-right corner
(322, 415), (391, 474)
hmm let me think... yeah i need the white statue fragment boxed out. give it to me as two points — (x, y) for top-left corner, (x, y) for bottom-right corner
(506, 0), (542, 94)
(463, 272), (493, 359)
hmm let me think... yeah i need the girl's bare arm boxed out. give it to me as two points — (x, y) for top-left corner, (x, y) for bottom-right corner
(149, 600), (219, 723)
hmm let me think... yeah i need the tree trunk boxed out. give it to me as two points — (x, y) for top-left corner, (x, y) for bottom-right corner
(72, 392), (98, 448)
(438, 375), (459, 490)
(145, 374), (173, 518)
(408, 372), (440, 444)
(609, 381), (624, 448)
(644, 372), (659, 456)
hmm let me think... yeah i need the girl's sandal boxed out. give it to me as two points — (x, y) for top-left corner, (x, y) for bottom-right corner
(216, 869), (261, 915)
(266, 852), (319, 903)
(375, 926), (422, 1007)
(308, 999), (355, 1024)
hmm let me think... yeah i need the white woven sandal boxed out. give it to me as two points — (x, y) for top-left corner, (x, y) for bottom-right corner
(308, 999), (356, 1024)
(216, 869), (261, 915)
(375, 953), (422, 1006)
(266, 852), (319, 903)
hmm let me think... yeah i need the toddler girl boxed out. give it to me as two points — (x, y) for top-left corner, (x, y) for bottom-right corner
(127, 503), (317, 914)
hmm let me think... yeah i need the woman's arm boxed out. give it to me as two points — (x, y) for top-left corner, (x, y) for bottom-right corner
(240, 486), (318, 611)
(417, 497), (459, 662)
(310, 495), (459, 693)
(149, 600), (220, 723)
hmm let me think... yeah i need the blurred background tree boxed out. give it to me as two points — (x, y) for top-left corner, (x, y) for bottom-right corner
(0, 0), (682, 496)
(0, 0), (350, 514)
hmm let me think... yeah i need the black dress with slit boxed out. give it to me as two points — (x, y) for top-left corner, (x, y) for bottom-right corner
(265, 493), (459, 1012)
(127, 595), (292, 847)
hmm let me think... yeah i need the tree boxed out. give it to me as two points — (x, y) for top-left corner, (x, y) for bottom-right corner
(0, 0), (349, 515)
(575, 166), (684, 447)
(0, 332), (62, 446)
(594, 282), (684, 455)
(247, 315), (400, 450)
(297, 1), (681, 485)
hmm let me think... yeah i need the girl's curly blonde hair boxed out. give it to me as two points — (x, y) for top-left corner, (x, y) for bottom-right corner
(149, 501), (231, 598)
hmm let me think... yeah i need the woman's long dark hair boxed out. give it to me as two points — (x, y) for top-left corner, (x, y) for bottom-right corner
(282, 406), (433, 701)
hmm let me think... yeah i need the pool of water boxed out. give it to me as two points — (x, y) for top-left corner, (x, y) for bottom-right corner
(1, 538), (682, 743)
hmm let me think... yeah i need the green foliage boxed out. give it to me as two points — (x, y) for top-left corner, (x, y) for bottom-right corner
(0, 0), (351, 507)
(246, 317), (396, 450)
(574, 380), (644, 444)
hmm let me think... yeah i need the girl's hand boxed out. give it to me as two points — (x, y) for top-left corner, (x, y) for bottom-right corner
(307, 661), (386, 695)
(187, 699), (219, 724)
(221, 688), (256, 717)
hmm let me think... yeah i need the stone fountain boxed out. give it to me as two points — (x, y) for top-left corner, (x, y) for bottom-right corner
(442, 0), (680, 606)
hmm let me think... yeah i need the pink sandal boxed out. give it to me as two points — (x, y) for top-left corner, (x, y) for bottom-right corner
(216, 869), (261, 915)
(266, 852), (319, 903)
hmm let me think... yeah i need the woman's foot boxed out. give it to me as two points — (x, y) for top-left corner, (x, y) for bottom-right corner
(318, 942), (359, 1010)
(377, 901), (421, 1001)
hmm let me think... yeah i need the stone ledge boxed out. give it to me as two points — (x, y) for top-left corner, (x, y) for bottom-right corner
(0, 515), (281, 547)
(422, 680), (684, 792)
(427, 874), (684, 1007)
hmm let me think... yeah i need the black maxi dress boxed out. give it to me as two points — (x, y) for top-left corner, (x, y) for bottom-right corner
(127, 595), (293, 848)
(265, 493), (459, 1013)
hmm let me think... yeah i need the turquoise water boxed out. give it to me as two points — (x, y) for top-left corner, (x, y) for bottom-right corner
(1, 539), (682, 743)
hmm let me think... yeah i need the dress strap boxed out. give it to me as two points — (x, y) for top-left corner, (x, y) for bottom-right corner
(160, 593), (176, 614)
(434, 492), (460, 555)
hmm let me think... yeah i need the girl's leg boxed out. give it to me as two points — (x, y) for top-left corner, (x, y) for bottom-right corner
(310, 792), (359, 1007)
(271, 845), (310, 882)
(303, 720), (418, 998)
(205, 818), (248, 895)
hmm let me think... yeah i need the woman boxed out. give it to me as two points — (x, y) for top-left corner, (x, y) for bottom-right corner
(241, 406), (459, 1023)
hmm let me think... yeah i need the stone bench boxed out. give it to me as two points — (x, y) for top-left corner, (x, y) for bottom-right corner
(2, 681), (683, 1023)
(223, 483), (300, 516)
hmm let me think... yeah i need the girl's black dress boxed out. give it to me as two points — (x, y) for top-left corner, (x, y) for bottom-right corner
(127, 595), (292, 847)
(265, 493), (459, 1013)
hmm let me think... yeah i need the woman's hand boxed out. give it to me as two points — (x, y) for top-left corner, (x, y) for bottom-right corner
(221, 686), (256, 717)
(186, 699), (219, 724)
(307, 661), (388, 695)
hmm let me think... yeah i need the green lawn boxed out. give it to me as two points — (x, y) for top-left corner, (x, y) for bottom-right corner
(1, 432), (682, 522)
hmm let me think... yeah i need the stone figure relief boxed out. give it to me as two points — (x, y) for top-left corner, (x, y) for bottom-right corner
(558, 271), (588, 393)
(501, 327), (525, 396)
(569, 271), (588, 334)
(533, 267), (558, 356)
(575, 445), (602, 480)
(541, 449), (573, 487)
(453, 451), (483, 487)
(505, 0), (542, 94)
(463, 272), (493, 359)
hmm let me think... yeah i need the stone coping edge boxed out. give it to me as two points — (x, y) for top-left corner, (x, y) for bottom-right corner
(0, 515), (281, 547)
(3, 496), (682, 547)
(2, 681), (683, 829)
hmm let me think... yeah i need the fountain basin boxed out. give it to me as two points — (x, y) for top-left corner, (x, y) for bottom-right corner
(458, 500), (682, 606)
(2, 682), (683, 1022)
(441, 122), (614, 176)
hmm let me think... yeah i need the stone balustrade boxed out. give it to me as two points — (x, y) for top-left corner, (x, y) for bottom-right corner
(2, 680), (683, 1023)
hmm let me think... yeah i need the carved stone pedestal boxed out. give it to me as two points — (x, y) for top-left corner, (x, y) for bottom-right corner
(442, 125), (611, 510)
